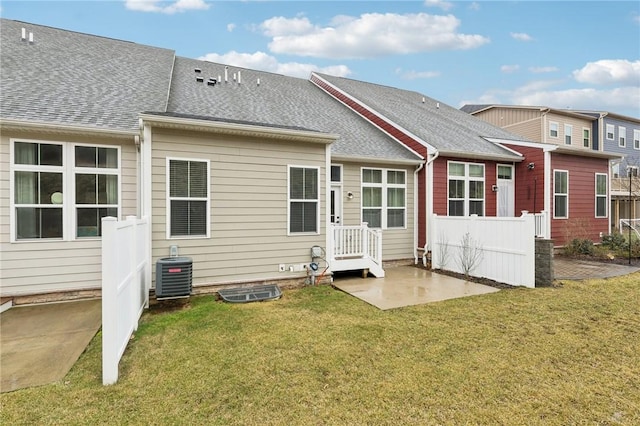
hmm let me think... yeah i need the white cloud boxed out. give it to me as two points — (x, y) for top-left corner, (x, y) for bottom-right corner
(124, 0), (209, 14)
(424, 0), (454, 11)
(572, 59), (640, 86)
(198, 51), (351, 79)
(529, 66), (559, 73)
(510, 32), (533, 42)
(227, 23), (236, 32)
(463, 78), (640, 116)
(513, 87), (640, 113)
(396, 69), (441, 80)
(468, 2), (481, 11)
(501, 64), (520, 73)
(261, 13), (489, 59)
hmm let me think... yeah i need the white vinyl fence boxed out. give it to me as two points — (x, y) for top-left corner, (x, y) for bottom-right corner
(431, 213), (535, 288)
(101, 216), (150, 385)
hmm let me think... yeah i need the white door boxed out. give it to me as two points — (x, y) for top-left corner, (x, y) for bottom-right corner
(330, 186), (342, 224)
(497, 165), (515, 217)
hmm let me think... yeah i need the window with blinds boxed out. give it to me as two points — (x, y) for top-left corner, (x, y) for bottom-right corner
(288, 166), (319, 234)
(168, 159), (209, 237)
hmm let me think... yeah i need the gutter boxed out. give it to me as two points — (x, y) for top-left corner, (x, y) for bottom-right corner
(0, 118), (138, 138)
(423, 150), (440, 266)
(413, 160), (426, 264)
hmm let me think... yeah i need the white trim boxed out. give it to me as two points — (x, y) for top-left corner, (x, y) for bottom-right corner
(564, 124), (573, 145)
(553, 169), (569, 219)
(287, 164), (321, 236)
(595, 173), (608, 218)
(618, 126), (626, 147)
(446, 161), (485, 217)
(634, 129), (640, 150)
(9, 138), (122, 242)
(582, 127), (591, 148)
(606, 123), (615, 141)
(549, 121), (559, 139)
(360, 167), (407, 229)
(165, 157), (211, 239)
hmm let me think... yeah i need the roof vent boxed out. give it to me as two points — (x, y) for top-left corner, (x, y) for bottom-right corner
(21, 28), (26, 41)
(207, 78), (217, 86)
(196, 76), (204, 83)
(194, 68), (202, 73)
(28, 32), (34, 44)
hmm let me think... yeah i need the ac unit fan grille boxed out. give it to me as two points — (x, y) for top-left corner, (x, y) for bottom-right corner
(156, 257), (193, 298)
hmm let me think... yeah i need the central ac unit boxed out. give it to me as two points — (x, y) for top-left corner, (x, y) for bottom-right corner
(155, 257), (193, 299)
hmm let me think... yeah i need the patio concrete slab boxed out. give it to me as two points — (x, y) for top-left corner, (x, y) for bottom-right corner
(333, 266), (500, 310)
(1, 299), (101, 393)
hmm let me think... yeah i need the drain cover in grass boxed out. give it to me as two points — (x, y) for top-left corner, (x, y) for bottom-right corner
(218, 284), (282, 303)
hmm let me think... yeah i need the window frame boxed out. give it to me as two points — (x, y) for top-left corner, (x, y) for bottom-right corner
(73, 143), (121, 239)
(549, 121), (559, 138)
(633, 129), (640, 150)
(360, 167), (407, 229)
(166, 157), (210, 239)
(288, 165), (320, 235)
(595, 173), (608, 218)
(618, 126), (626, 147)
(447, 161), (485, 217)
(606, 124), (615, 140)
(582, 128), (591, 148)
(10, 139), (122, 242)
(553, 169), (569, 219)
(564, 124), (572, 145)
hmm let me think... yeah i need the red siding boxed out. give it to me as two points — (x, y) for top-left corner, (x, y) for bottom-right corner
(550, 154), (609, 245)
(432, 157), (500, 217)
(504, 144), (546, 215)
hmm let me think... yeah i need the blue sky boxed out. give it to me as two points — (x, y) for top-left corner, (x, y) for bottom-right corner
(2, 1), (639, 118)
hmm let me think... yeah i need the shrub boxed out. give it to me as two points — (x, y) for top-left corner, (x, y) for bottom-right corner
(601, 232), (627, 250)
(565, 238), (595, 256)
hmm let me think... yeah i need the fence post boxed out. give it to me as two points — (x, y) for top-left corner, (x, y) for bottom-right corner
(126, 216), (139, 331)
(431, 214), (438, 268)
(101, 216), (118, 385)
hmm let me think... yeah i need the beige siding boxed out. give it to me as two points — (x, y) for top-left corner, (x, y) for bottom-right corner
(474, 108), (541, 127)
(503, 120), (543, 142)
(151, 128), (328, 287)
(0, 131), (137, 296)
(337, 161), (415, 261)
(544, 112), (593, 147)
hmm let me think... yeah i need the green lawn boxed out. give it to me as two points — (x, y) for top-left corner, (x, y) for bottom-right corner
(2, 272), (640, 425)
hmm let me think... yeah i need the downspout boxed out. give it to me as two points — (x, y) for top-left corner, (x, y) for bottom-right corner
(423, 150), (440, 266)
(413, 160), (425, 264)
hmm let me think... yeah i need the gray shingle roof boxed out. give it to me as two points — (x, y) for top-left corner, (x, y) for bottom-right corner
(0, 19), (175, 131)
(316, 73), (532, 159)
(166, 57), (421, 162)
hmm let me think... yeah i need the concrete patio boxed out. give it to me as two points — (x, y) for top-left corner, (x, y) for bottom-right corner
(332, 266), (500, 310)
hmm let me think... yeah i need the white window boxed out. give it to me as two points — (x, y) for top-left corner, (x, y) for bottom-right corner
(613, 163), (620, 178)
(74, 145), (119, 237)
(288, 166), (319, 234)
(629, 166), (639, 178)
(549, 122), (559, 138)
(595, 173), (607, 218)
(361, 168), (406, 228)
(634, 129), (640, 150)
(619, 126), (626, 147)
(583, 128), (591, 148)
(554, 170), (569, 219)
(564, 124), (572, 145)
(167, 158), (209, 238)
(11, 139), (120, 241)
(606, 124), (615, 140)
(448, 162), (485, 216)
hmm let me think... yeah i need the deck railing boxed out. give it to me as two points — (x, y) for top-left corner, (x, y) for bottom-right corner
(534, 210), (549, 239)
(331, 223), (383, 268)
